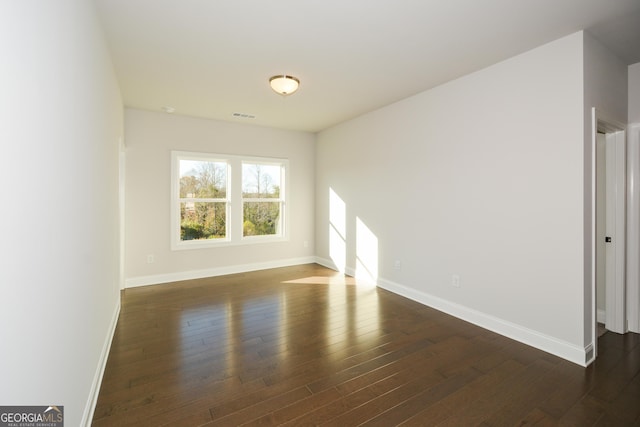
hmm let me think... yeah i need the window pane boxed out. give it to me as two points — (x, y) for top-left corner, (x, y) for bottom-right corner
(242, 163), (281, 198)
(180, 202), (226, 240)
(243, 202), (280, 236)
(180, 160), (227, 198)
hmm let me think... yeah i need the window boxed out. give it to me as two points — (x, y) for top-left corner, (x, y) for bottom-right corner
(242, 162), (284, 237)
(174, 154), (230, 245)
(171, 151), (288, 250)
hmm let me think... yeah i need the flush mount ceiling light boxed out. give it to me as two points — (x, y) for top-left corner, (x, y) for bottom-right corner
(269, 75), (300, 96)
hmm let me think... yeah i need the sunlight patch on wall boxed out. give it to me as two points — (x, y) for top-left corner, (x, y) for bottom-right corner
(355, 217), (378, 286)
(329, 188), (347, 272)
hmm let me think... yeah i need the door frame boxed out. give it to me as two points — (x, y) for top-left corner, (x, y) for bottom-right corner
(627, 123), (640, 334)
(591, 107), (626, 359)
(119, 137), (126, 291)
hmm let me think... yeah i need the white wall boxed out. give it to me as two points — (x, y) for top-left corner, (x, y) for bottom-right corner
(0, 1), (123, 426)
(124, 109), (315, 285)
(628, 63), (640, 332)
(630, 63), (640, 123)
(584, 32), (628, 123)
(316, 32), (588, 363)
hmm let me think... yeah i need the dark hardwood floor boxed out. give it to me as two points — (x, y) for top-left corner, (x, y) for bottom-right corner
(93, 264), (640, 426)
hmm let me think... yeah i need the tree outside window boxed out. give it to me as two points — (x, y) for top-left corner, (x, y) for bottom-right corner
(242, 163), (283, 237)
(179, 159), (228, 241)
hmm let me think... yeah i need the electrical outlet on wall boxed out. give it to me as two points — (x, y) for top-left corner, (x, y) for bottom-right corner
(451, 274), (460, 288)
(393, 260), (402, 271)
(147, 254), (155, 264)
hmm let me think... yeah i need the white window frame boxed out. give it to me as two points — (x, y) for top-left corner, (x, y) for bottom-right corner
(171, 151), (289, 250)
(241, 158), (287, 242)
(171, 151), (231, 250)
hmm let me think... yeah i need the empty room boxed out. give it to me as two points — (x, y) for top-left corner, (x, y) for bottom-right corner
(2, 1), (640, 426)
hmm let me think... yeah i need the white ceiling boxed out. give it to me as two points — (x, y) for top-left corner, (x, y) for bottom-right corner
(95, 0), (640, 133)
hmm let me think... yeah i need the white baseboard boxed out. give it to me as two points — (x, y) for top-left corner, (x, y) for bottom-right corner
(125, 256), (317, 288)
(314, 256), (337, 271)
(82, 298), (120, 426)
(584, 342), (595, 365)
(377, 277), (589, 367)
(314, 256), (356, 277)
(315, 260), (591, 366)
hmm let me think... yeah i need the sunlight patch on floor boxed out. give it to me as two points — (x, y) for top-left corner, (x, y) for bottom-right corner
(282, 275), (359, 286)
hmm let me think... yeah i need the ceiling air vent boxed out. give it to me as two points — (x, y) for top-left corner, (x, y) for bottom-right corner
(232, 112), (256, 119)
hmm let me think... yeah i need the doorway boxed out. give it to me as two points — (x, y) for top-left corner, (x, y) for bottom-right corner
(593, 108), (626, 360)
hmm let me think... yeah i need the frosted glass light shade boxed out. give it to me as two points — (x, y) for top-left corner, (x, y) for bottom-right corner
(269, 75), (300, 96)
